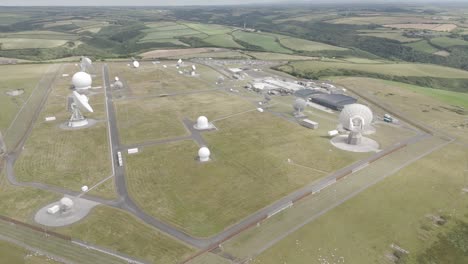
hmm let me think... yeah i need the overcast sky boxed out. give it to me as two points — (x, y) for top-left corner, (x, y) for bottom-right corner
(2, 0), (468, 6)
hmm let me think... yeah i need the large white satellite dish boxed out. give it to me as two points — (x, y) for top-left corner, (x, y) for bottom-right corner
(68, 91), (94, 127)
(80, 57), (93, 72)
(73, 91), (94, 113)
(192, 65), (197, 71)
(133, 60), (140, 68)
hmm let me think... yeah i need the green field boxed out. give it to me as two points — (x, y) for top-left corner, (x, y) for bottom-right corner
(0, 171), (59, 223)
(232, 31), (293, 54)
(0, 38), (68, 50)
(202, 34), (243, 48)
(332, 77), (468, 142)
(430, 36), (468, 48)
(115, 90), (253, 146)
(279, 37), (347, 52)
(125, 107), (367, 236)
(255, 142), (467, 264)
(0, 239), (62, 264)
(183, 22), (234, 35)
(358, 30), (421, 43)
(405, 40), (439, 53)
(57, 206), (195, 263)
(0, 64), (50, 132)
(247, 52), (318, 61)
(283, 61), (468, 78)
(14, 64), (114, 199)
(327, 15), (432, 25)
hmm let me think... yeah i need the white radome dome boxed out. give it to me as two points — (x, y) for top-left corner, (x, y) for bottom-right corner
(72, 72), (92, 89)
(198, 147), (211, 162)
(339, 104), (373, 132)
(197, 116), (209, 129)
(60, 197), (74, 209)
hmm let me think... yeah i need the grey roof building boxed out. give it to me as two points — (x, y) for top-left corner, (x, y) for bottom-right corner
(311, 94), (357, 110)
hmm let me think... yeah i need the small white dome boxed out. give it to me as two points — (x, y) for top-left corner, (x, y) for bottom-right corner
(114, 81), (123, 89)
(197, 116), (209, 129)
(339, 104), (373, 131)
(72, 72), (92, 89)
(60, 197), (74, 209)
(198, 147), (211, 162)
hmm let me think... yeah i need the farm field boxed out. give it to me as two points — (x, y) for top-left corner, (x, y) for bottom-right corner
(0, 31), (78, 40)
(281, 60), (468, 78)
(254, 142), (467, 264)
(232, 31), (293, 54)
(327, 15), (434, 25)
(405, 40), (439, 53)
(0, 38), (68, 50)
(246, 52), (318, 61)
(57, 206), (195, 264)
(358, 29), (421, 43)
(278, 37), (347, 52)
(383, 23), (458, 32)
(202, 34), (243, 49)
(430, 36), (468, 48)
(125, 103), (369, 236)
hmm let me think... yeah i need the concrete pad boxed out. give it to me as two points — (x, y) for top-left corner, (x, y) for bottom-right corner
(59, 119), (99, 130)
(330, 135), (380, 153)
(34, 196), (99, 227)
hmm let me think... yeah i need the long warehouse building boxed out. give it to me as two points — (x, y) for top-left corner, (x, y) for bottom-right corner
(311, 94), (357, 110)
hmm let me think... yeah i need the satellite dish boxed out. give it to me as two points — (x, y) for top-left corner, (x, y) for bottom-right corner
(115, 76), (119, 81)
(177, 59), (183, 65)
(73, 91), (93, 113)
(293, 98), (307, 112)
(80, 57), (93, 72)
(133, 61), (140, 68)
(192, 65), (197, 71)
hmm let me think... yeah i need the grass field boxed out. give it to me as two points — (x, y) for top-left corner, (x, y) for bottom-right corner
(278, 37), (347, 52)
(0, 64), (50, 132)
(0, 31), (78, 40)
(0, 38), (68, 50)
(430, 36), (468, 47)
(183, 22), (234, 35)
(383, 23), (458, 32)
(232, 31), (293, 54)
(14, 64), (114, 199)
(125, 106), (368, 236)
(246, 52), (318, 61)
(333, 77), (468, 142)
(0, 171), (59, 223)
(202, 34), (244, 49)
(327, 16), (433, 25)
(254, 142), (467, 264)
(57, 206), (195, 263)
(0, 240), (62, 264)
(358, 29), (421, 43)
(405, 40), (439, 53)
(115, 90), (253, 146)
(283, 60), (468, 78)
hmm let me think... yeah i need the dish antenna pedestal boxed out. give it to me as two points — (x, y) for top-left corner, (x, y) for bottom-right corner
(68, 91), (94, 128)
